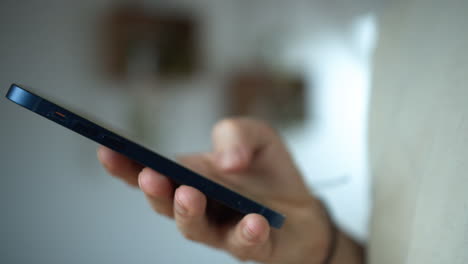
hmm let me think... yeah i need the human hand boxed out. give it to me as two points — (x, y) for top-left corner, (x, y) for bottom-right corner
(97, 118), (339, 264)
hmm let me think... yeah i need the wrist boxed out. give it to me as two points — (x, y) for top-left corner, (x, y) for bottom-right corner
(262, 197), (364, 264)
(306, 200), (364, 264)
(329, 231), (365, 264)
(274, 198), (337, 264)
(317, 200), (364, 264)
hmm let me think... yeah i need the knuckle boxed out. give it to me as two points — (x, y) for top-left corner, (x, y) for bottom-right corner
(152, 204), (166, 215)
(147, 197), (173, 217)
(231, 249), (252, 262)
(229, 241), (258, 262)
(176, 216), (202, 242)
(123, 178), (137, 187)
(104, 162), (122, 177)
(180, 229), (199, 242)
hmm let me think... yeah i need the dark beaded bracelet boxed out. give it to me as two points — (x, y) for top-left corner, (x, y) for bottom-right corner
(319, 200), (338, 264)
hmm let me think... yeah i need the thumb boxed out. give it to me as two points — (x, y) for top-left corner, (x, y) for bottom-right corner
(211, 118), (276, 172)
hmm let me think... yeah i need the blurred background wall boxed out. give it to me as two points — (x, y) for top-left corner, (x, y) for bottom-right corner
(0, 0), (379, 263)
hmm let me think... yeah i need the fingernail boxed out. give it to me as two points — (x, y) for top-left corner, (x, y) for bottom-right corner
(175, 197), (188, 216)
(138, 169), (148, 190)
(243, 224), (255, 242)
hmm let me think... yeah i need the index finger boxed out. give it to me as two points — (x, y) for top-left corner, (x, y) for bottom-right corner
(97, 146), (143, 187)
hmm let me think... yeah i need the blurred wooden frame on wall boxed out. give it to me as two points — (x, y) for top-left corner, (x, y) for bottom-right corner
(102, 5), (199, 80)
(101, 5), (306, 129)
(227, 70), (306, 128)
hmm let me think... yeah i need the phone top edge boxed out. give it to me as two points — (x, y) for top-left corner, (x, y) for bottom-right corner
(6, 84), (43, 111)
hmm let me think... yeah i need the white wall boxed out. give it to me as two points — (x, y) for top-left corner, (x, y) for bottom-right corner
(0, 0), (378, 263)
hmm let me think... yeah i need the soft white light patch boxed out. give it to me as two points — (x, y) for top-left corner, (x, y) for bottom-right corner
(282, 13), (377, 241)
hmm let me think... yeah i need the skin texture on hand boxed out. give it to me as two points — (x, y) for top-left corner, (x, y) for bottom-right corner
(97, 118), (363, 264)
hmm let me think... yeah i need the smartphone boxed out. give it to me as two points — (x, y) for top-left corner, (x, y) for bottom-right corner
(5, 84), (285, 228)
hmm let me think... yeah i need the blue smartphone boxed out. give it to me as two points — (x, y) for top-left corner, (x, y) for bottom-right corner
(5, 84), (285, 228)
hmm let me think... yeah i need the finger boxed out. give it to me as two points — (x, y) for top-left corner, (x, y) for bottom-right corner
(177, 153), (218, 180)
(177, 153), (245, 196)
(173, 185), (221, 247)
(225, 214), (271, 262)
(211, 118), (277, 172)
(138, 167), (175, 218)
(97, 146), (143, 187)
